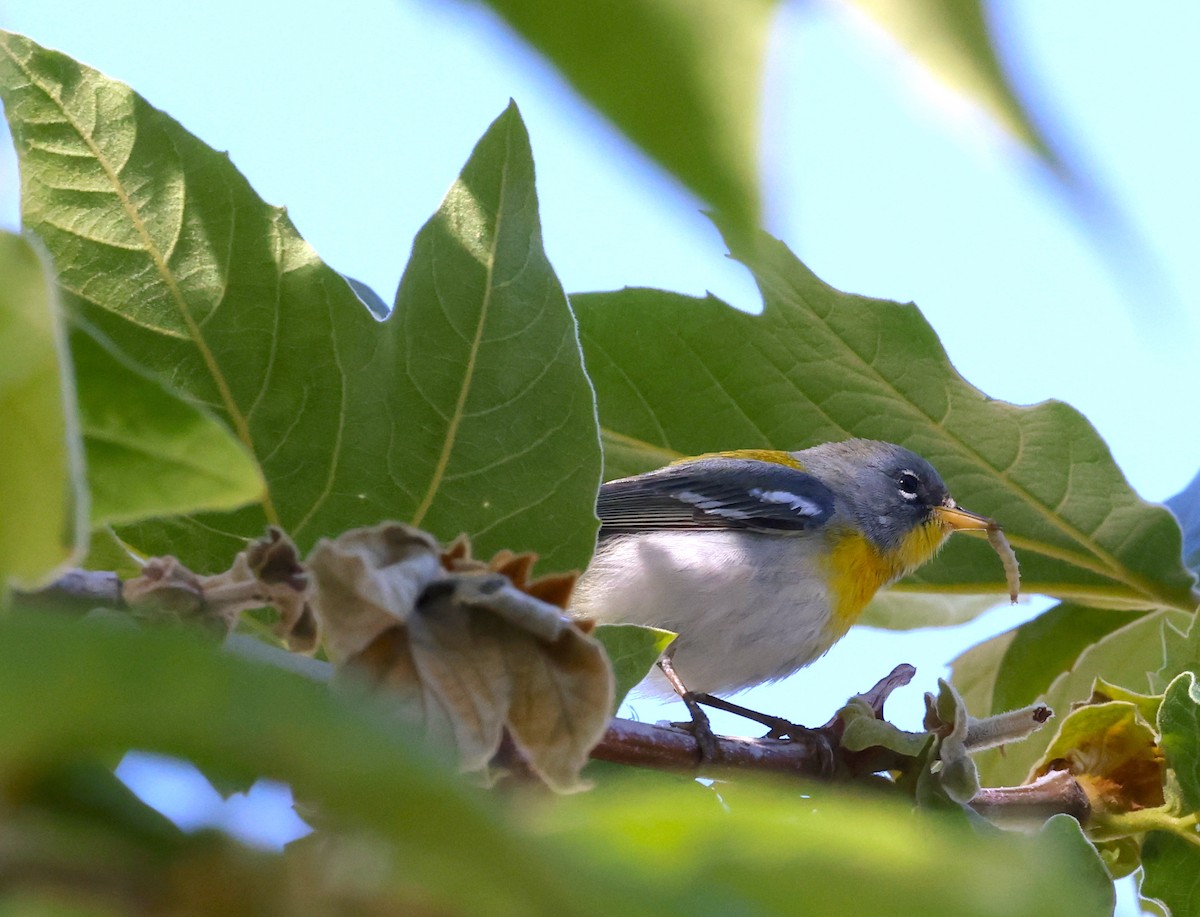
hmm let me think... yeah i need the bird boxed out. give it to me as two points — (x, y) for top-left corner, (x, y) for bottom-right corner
(572, 439), (1007, 708)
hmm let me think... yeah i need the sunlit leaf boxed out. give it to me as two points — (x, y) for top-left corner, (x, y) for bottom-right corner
(544, 781), (1110, 917)
(0, 612), (1110, 916)
(840, 0), (1059, 169)
(1156, 612), (1200, 692)
(0, 230), (85, 588)
(72, 323), (264, 526)
(0, 613), (583, 916)
(574, 222), (1198, 613)
(479, 0), (775, 244)
(0, 34), (601, 575)
(947, 626), (1013, 719)
(592, 623), (676, 711)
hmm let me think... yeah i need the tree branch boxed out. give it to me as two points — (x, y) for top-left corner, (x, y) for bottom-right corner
(969, 769), (1092, 826)
(12, 569), (123, 612)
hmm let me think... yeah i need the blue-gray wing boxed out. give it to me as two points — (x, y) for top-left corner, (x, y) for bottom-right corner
(597, 458), (836, 537)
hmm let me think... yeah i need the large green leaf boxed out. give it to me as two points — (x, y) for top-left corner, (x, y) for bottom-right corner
(858, 591), (1002, 630)
(479, 0), (774, 246)
(0, 230), (85, 588)
(573, 222), (1198, 615)
(990, 603), (1143, 714)
(0, 33), (601, 573)
(947, 626), (1013, 720)
(72, 322), (264, 526)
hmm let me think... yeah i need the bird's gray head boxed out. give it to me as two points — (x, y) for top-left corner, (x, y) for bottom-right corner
(793, 439), (952, 551)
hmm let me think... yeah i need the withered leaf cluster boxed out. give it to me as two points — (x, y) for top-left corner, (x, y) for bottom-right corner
(123, 524), (613, 792)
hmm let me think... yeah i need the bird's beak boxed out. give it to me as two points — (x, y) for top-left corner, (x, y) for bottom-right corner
(934, 502), (996, 533)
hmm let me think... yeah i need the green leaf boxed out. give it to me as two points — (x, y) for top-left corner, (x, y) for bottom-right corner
(1141, 831), (1200, 917)
(591, 623), (675, 712)
(80, 526), (143, 579)
(947, 626), (1013, 718)
(389, 100), (601, 569)
(991, 603), (1142, 714)
(72, 323), (264, 527)
(480, 0), (775, 245)
(23, 758), (183, 849)
(858, 591), (1002, 630)
(841, 0), (1061, 170)
(1091, 678), (1163, 725)
(0, 34), (601, 574)
(1094, 835), (1143, 881)
(1030, 700), (1158, 782)
(0, 613), (586, 916)
(0, 230), (86, 589)
(1035, 815), (1115, 917)
(546, 782), (1110, 917)
(1158, 672), (1200, 813)
(1157, 611), (1200, 692)
(971, 609), (1189, 788)
(574, 223), (1198, 613)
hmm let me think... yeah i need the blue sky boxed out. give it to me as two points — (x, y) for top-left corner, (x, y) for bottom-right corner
(2, 0), (1196, 881)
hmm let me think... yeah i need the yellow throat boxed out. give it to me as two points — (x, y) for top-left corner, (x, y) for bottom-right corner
(824, 519), (949, 636)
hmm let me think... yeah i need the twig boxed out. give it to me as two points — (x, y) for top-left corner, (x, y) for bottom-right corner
(968, 770), (1091, 825)
(12, 570), (124, 612)
(590, 716), (837, 778)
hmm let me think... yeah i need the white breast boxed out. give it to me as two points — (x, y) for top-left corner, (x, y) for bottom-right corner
(572, 530), (838, 696)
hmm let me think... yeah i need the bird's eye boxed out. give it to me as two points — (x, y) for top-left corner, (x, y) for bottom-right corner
(897, 470), (921, 500)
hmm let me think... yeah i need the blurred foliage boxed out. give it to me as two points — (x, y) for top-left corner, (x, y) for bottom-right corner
(2, 7), (1199, 914)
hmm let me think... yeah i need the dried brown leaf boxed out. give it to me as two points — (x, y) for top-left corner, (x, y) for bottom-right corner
(438, 533), (579, 610)
(503, 624), (613, 791)
(313, 524), (611, 791)
(307, 523), (443, 663)
(240, 528), (316, 651)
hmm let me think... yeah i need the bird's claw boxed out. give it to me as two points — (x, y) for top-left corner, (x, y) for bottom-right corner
(672, 693), (721, 764)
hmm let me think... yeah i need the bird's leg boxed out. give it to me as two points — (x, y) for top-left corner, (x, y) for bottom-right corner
(686, 691), (814, 742)
(657, 650), (720, 762)
(658, 649), (815, 756)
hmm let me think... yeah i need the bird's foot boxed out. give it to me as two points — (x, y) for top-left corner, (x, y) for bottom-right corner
(670, 692), (721, 763)
(658, 651), (723, 764)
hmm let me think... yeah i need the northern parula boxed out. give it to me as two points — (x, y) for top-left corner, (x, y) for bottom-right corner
(572, 439), (1004, 698)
